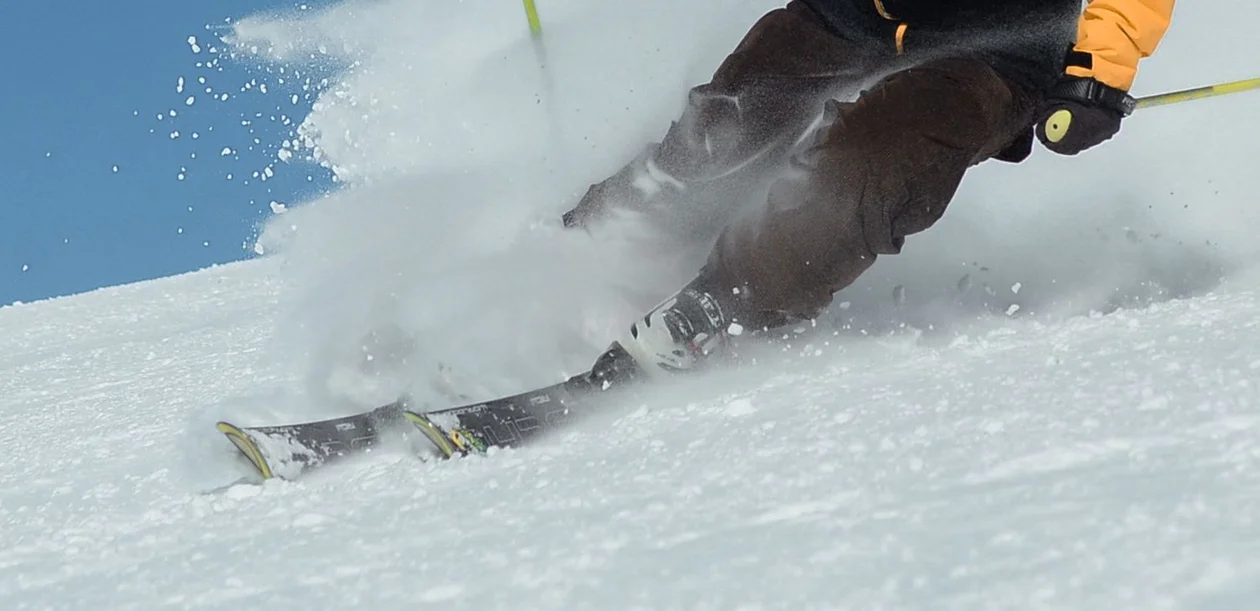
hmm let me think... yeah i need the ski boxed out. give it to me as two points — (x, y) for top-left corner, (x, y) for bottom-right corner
(217, 342), (645, 480)
(216, 402), (406, 480)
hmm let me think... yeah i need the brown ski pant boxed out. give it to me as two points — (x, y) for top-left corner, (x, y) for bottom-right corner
(569, 1), (1040, 327)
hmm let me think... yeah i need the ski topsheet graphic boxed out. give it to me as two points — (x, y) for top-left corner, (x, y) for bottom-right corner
(217, 343), (646, 479)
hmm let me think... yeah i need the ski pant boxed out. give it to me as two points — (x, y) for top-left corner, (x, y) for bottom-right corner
(566, 1), (1040, 327)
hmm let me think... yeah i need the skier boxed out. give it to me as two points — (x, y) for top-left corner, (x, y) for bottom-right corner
(563, 0), (1175, 373)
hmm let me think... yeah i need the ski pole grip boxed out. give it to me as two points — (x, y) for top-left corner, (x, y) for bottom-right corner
(1042, 108), (1073, 144)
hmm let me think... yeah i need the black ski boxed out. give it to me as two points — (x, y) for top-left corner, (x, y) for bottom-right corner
(216, 402), (406, 480)
(217, 343), (644, 479)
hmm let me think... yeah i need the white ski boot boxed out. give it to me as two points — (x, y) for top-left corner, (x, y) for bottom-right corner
(618, 282), (738, 374)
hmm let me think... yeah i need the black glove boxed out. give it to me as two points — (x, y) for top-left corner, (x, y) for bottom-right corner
(1035, 76), (1137, 155)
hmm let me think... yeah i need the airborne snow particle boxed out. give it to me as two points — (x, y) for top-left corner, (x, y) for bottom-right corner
(21, 264), (29, 272)
(185, 96), (196, 106)
(176, 77), (185, 93)
(188, 36), (201, 54)
(220, 147), (233, 156)
(1011, 282), (1022, 294)
(112, 165), (119, 173)
(269, 201), (287, 214)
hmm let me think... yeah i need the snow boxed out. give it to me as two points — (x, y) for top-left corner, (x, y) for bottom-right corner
(4, 269), (1260, 608)
(4, 0), (1260, 608)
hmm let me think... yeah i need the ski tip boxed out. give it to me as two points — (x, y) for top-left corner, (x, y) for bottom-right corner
(216, 421), (275, 480)
(402, 411), (461, 459)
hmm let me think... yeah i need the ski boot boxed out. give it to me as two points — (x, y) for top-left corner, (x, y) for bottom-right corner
(615, 275), (742, 375)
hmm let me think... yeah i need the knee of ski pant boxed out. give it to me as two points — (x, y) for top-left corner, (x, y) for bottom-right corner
(656, 85), (748, 175)
(708, 5), (812, 90)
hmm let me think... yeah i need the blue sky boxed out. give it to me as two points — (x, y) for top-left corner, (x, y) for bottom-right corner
(0, 0), (338, 305)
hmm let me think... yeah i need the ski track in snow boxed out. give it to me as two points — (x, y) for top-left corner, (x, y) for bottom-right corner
(2, 260), (1259, 610)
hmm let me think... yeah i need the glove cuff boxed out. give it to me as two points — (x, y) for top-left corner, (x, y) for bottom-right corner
(1049, 76), (1137, 117)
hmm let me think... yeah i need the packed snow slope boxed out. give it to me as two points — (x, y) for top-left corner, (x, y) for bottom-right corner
(4, 250), (1260, 609)
(5, 0), (1260, 608)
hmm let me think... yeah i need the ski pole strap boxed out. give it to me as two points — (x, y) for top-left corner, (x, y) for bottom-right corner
(1136, 77), (1260, 110)
(1051, 77), (1137, 116)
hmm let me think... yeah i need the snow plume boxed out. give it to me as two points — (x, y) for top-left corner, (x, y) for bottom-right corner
(229, 0), (778, 180)
(227, 0), (781, 409)
(227, 0), (1259, 410)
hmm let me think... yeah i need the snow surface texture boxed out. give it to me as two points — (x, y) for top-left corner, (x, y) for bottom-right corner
(4, 0), (1260, 608)
(6, 258), (1260, 610)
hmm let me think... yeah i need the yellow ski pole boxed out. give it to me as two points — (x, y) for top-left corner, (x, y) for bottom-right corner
(523, 0), (543, 37)
(1045, 77), (1257, 146)
(521, 0), (564, 158)
(1136, 77), (1260, 110)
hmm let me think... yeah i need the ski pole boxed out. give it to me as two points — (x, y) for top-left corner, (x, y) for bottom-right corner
(521, 0), (564, 159)
(523, 0), (542, 37)
(1136, 77), (1260, 110)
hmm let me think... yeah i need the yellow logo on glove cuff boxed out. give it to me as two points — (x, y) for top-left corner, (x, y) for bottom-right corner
(1044, 109), (1073, 144)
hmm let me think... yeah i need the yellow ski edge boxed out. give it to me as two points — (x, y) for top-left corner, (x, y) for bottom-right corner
(216, 421), (275, 480)
(402, 411), (459, 459)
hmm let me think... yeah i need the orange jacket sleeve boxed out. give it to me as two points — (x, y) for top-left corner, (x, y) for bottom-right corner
(1067, 0), (1176, 91)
